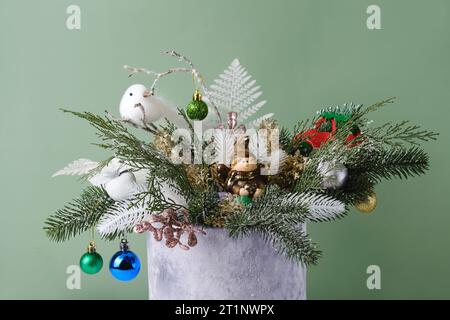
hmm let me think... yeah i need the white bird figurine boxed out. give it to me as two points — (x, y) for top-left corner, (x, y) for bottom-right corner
(119, 84), (186, 128)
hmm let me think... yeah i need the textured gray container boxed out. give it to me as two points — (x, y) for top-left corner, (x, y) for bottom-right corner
(146, 227), (306, 300)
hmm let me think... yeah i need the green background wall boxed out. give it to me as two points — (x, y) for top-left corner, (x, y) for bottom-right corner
(0, 0), (448, 299)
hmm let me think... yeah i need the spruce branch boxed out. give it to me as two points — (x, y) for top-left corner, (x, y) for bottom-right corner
(359, 97), (396, 118)
(327, 173), (375, 205)
(188, 187), (220, 225)
(279, 127), (294, 154)
(225, 186), (321, 265)
(142, 175), (188, 213)
(365, 121), (439, 147)
(44, 186), (115, 242)
(105, 110), (158, 134)
(349, 146), (429, 182)
(302, 193), (347, 222)
(61, 109), (193, 200)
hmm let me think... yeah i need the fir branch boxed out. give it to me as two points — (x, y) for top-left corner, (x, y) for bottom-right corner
(365, 121), (438, 147)
(82, 156), (115, 182)
(317, 102), (363, 121)
(326, 173), (375, 205)
(359, 97), (396, 118)
(188, 187), (220, 225)
(302, 193), (347, 222)
(292, 98), (398, 194)
(348, 146), (429, 183)
(322, 98), (396, 143)
(279, 127), (294, 154)
(61, 109), (193, 200)
(143, 176), (188, 213)
(294, 139), (349, 194)
(225, 186), (321, 265)
(280, 118), (317, 155)
(44, 186), (114, 242)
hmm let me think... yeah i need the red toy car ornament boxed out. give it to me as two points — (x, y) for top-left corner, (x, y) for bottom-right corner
(293, 117), (361, 154)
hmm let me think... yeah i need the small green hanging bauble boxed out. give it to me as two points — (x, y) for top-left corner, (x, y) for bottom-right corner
(186, 90), (208, 120)
(236, 195), (252, 206)
(79, 241), (103, 275)
(298, 141), (313, 157)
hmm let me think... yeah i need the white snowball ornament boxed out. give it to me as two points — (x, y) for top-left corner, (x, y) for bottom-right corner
(104, 170), (140, 201)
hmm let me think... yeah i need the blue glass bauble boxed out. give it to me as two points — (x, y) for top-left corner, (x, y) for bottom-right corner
(109, 250), (141, 281)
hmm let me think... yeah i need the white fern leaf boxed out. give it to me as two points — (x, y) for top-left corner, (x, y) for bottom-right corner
(239, 100), (267, 121)
(52, 158), (99, 177)
(209, 58), (267, 126)
(251, 113), (274, 128)
(97, 200), (150, 237)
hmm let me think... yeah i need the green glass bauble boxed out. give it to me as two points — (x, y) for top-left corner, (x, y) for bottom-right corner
(350, 124), (361, 135)
(236, 195), (252, 206)
(186, 90), (209, 120)
(298, 141), (313, 157)
(186, 100), (208, 120)
(80, 251), (103, 275)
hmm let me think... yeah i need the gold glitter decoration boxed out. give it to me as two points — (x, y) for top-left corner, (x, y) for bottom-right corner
(185, 164), (210, 189)
(259, 118), (278, 131)
(153, 129), (174, 157)
(269, 151), (305, 187)
(204, 194), (242, 228)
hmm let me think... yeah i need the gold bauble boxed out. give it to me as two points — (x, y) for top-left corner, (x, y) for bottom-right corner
(355, 192), (377, 213)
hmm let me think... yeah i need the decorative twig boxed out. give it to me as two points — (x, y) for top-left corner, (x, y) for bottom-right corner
(124, 66), (192, 93)
(124, 50), (223, 124)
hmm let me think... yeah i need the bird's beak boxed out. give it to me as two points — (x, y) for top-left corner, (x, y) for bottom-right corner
(143, 90), (152, 98)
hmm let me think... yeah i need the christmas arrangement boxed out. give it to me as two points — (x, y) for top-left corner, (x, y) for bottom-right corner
(44, 50), (437, 281)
